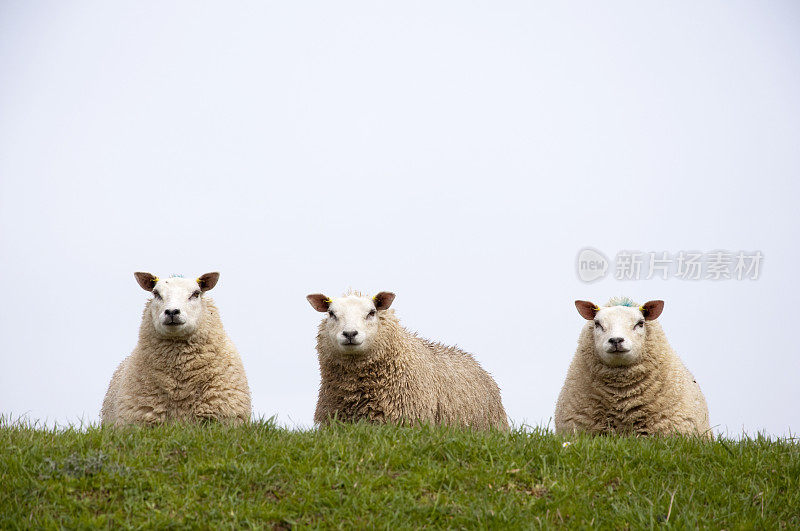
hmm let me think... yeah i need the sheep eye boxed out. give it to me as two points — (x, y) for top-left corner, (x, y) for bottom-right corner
(367, 310), (376, 318)
(190, 290), (201, 300)
(153, 291), (162, 300)
(594, 320), (603, 331)
(635, 320), (645, 329)
(328, 311), (336, 319)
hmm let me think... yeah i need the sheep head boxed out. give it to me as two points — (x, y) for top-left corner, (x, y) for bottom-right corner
(307, 291), (395, 355)
(575, 298), (664, 367)
(134, 272), (219, 338)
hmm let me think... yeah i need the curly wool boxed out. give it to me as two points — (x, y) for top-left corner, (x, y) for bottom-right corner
(554, 320), (710, 437)
(314, 310), (509, 430)
(101, 299), (251, 426)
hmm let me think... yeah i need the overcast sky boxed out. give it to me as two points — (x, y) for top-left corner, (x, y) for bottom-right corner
(1, 1), (798, 436)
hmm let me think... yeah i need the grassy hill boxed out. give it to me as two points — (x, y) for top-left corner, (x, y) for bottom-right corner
(1, 419), (797, 528)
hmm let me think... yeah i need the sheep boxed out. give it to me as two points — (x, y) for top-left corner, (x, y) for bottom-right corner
(101, 272), (251, 426)
(554, 297), (710, 437)
(306, 290), (509, 430)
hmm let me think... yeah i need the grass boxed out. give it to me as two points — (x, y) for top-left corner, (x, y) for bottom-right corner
(1, 418), (798, 529)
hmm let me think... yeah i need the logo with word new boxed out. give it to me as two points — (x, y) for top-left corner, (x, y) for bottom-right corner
(576, 248), (609, 282)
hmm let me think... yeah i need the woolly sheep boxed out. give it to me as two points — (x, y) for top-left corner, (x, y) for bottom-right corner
(306, 290), (509, 430)
(101, 272), (251, 426)
(554, 297), (710, 437)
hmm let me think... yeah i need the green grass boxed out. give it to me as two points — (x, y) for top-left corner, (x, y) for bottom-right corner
(1, 419), (798, 529)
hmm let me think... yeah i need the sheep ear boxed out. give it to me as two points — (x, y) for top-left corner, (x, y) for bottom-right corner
(134, 272), (158, 292)
(641, 300), (664, 321)
(307, 294), (331, 312)
(373, 292), (395, 311)
(197, 272), (220, 292)
(575, 300), (599, 320)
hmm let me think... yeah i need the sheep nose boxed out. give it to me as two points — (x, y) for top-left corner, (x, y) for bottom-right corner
(609, 337), (624, 345)
(342, 330), (358, 339)
(164, 309), (180, 316)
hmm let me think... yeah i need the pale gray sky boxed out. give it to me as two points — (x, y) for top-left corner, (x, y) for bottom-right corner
(1, 1), (798, 436)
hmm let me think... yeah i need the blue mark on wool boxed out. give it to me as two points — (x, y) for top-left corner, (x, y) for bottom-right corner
(608, 296), (638, 307)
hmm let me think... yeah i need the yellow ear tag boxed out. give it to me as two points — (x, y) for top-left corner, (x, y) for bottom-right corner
(638, 306), (645, 313)
(153, 277), (160, 283)
(324, 298), (332, 303)
(196, 278), (202, 284)
(593, 306), (600, 311)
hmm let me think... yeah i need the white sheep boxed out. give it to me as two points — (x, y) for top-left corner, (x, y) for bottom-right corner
(306, 290), (509, 430)
(555, 297), (710, 437)
(101, 272), (251, 426)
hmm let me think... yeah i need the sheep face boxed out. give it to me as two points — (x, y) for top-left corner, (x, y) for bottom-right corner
(134, 272), (219, 339)
(575, 299), (665, 367)
(591, 306), (647, 366)
(307, 291), (396, 355)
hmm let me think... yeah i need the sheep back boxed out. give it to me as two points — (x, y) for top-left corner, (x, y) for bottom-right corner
(315, 312), (508, 430)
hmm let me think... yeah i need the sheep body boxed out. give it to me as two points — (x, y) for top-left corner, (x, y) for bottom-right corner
(554, 299), (710, 437)
(101, 276), (250, 425)
(313, 295), (509, 430)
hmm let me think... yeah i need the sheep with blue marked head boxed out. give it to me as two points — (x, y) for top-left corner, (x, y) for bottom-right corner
(101, 272), (251, 425)
(307, 290), (509, 430)
(555, 297), (710, 437)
